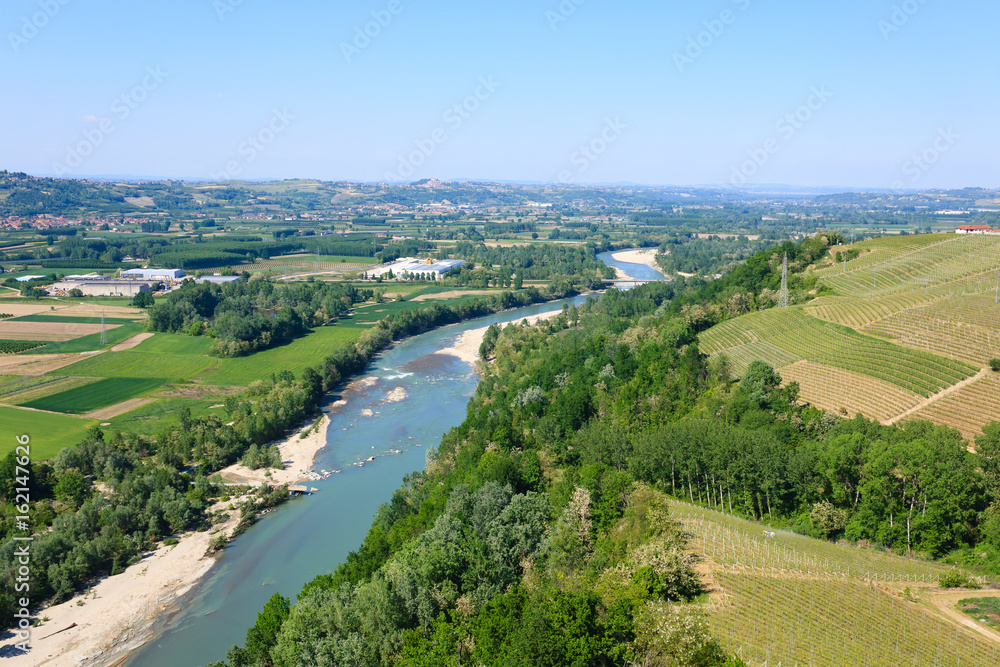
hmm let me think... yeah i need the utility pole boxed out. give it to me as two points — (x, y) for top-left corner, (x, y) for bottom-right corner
(100, 309), (107, 346)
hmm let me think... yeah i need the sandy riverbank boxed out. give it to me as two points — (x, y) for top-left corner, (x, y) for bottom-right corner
(218, 413), (330, 486)
(610, 248), (663, 273)
(435, 309), (565, 365)
(5, 498), (244, 667)
(3, 415), (330, 666)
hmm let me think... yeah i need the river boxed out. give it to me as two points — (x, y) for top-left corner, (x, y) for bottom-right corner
(125, 297), (593, 666)
(596, 249), (668, 282)
(128, 252), (661, 666)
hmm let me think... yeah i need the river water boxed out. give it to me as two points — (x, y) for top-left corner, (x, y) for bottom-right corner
(126, 297), (592, 667)
(596, 249), (668, 283)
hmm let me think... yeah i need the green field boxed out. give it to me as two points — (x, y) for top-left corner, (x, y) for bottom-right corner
(103, 397), (230, 435)
(205, 325), (368, 385)
(0, 405), (95, 458)
(20, 377), (163, 414)
(48, 348), (213, 380)
(31, 321), (146, 354)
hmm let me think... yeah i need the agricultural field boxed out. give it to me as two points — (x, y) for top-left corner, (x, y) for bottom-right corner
(777, 361), (924, 423)
(49, 347), (214, 381)
(904, 373), (1000, 444)
(0, 405), (95, 458)
(20, 377), (162, 414)
(817, 234), (1000, 299)
(668, 500), (1000, 666)
(204, 324), (367, 385)
(699, 307), (976, 397)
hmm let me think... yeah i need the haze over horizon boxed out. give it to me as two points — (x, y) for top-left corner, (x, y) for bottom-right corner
(4, 0), (998, 189)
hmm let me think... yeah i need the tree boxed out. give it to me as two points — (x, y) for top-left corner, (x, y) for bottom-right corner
(243, 592), (290, 666)
(132, 291), (154, 308)
(68, 288), (84, 298)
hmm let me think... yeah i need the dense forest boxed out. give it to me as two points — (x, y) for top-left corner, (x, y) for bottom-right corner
(146, 278), (375, 356)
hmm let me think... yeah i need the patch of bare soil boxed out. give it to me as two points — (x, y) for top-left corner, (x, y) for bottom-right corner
(85, 397), (158, 420)
(0, 353), (94, 375)
(110, 332), (155, 351)
(0, 321), (120, 341)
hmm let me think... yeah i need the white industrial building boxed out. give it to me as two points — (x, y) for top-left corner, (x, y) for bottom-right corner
(49, 280), (157, 297)
(195, 275), (240, 284)
(121, 268), (185, 281)
(363, 258), (465, 280)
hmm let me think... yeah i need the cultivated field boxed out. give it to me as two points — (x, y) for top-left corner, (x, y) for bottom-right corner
(904, 373), (1000, 444)
(777, 361), (924, 423)
(668, 500), (1000, 666)
(706, 234), (1000, 440)
(20, 377), (163, 414)
(699, 307), (976, 397)
(0, 405), (95, 458)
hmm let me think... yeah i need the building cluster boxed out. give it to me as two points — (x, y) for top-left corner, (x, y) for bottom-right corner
(362, 257), (465, 280)
(955, 225), (1000, 235)
(48, 267), (185, 297)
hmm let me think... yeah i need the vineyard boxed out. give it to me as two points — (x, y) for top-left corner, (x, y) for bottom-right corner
(699, 307), (976, 397)
(817, 234), (1000, 299)
(904, 373), (1000, 444)
(667, 500), (1000, 666)
(777, 361), (923, 423)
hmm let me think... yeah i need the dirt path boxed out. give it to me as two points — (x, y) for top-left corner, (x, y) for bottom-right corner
(85, 397), (158, 420)
(110, 332), (154, 351)
(886, 367), (988, 425)
(922, 589), (1000, 645)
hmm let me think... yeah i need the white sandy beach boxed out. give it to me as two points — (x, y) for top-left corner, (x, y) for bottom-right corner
(610, 248), (663, 273)
(7, 500), (242, 667)
(436, 309), (565, 365)
(218, 413), (330, 486)
(4, 415), (331, 666)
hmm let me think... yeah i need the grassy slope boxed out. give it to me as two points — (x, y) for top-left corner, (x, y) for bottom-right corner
(0, 406), (95, 458)
(20, 377), (163, 414)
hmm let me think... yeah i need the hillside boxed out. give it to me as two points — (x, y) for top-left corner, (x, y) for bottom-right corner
(701, 233), (1000, 441)
(675, 499), (1000, 665)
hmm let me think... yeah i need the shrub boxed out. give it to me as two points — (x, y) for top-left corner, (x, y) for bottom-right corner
(939, 569), (977, 589)
(989, 358), (1000, 372)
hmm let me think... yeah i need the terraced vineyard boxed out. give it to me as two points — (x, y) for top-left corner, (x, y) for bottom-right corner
(668, 500), (1000, 666)
(904, 373), (1000, 444)
(778, 361), (923, 422)
(700, 307), (976, 396)
(818, 234), (1000, 299)
(862, 308), (1000, 367)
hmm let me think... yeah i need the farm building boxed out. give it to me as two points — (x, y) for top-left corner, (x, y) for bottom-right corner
(49, 280), (156, 297)
(955, 225), (997, 235)
(195, 275), (240, 284)
(15, 275), (45, 282)
(363, 258), (465, 280)
(120, 267), (185, 281)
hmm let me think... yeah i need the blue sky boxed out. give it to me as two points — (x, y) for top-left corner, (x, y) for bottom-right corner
(2, 0), (997, 188)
